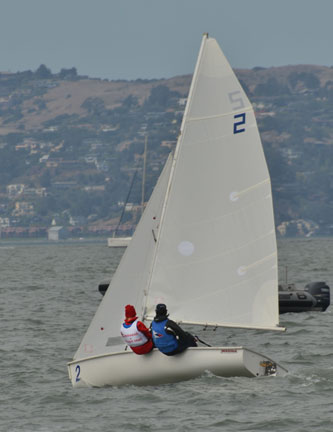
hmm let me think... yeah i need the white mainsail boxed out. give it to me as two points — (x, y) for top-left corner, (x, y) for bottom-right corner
(144, 35), (280, 331)
(69, 34), (286, 387)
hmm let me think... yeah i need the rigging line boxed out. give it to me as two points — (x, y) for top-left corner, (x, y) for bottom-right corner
(135, 156), (174, 317)
(195, 336), (212, 347)
(140, 154), (173, 321)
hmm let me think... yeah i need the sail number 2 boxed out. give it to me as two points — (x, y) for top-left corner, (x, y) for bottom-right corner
(233, 113), (246, 134)
(228, 91), (246, 134)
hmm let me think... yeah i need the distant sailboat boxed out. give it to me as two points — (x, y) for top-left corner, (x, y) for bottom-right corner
(107, 136), (148, 248)
(107, 236), (132, 247)
(68, 34), (287, 387)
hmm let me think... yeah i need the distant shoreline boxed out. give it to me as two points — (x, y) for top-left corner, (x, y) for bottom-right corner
(0, 237), (107, 247)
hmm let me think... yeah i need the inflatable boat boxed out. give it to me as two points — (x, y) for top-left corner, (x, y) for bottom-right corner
(278, 282), (330, 314)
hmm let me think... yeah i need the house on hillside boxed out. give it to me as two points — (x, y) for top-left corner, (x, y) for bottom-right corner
(13, 201), (34, 216)
(7, 184), (25, 199)
(69, 216), (86, 226)
(48, 226), (69, 241)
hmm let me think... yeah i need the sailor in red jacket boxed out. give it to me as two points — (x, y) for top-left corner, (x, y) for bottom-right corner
(120, 304), (154, 355)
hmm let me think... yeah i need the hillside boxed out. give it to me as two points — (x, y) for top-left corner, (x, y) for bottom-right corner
(0, 64), (332, 238)
(1, 65), (332, 134)
(0, 72), (191, 134)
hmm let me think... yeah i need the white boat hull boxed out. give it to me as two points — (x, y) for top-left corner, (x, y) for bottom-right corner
(68, 347), (287, 387)
(107, 237), (132, 248)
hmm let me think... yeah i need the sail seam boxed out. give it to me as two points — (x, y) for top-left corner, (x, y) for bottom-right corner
(230, 178), (270, 202)
(188, 106), (252, 122)
(167, 180), (272, 230)
(163, 251), (277, 302)
(243, 252), (277, 272)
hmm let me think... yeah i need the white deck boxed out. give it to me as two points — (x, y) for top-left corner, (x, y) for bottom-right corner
(68, 347), (287, 387)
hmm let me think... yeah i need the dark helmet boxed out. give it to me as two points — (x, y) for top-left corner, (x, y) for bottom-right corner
(155, 303), (168, 316)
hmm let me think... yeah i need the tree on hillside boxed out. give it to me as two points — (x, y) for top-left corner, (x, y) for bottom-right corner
(0, 145), (27, 183)
(81, 97), (106, 115)
(254, 77), (290, 97)
(122, 95), (139, 109)
(39, 169), (51, 187)
(35, 64), (52, 79)
(145, 85), (180, 109)
(288, 72), (320, 90)
(264, 143), (295, 183)
(59, 67), (77, 79)
(239, 79), (251, 97)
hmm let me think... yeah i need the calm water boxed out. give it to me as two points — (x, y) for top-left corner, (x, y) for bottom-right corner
(1, 237), (332, 432)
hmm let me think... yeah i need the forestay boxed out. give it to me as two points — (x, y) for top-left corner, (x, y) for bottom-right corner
(143, 35), (280, 331)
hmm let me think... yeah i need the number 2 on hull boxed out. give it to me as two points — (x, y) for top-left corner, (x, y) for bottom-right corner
(75, 365), (81, 382)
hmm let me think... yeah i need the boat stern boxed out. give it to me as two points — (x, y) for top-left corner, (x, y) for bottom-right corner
(242, 348), (288, 377)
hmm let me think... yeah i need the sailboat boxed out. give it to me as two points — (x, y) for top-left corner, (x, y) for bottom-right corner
(107, 136), (148, 248)
(68, 34), (287, 387)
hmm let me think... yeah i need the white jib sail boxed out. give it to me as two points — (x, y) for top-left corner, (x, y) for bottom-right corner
(74, 155), (173, 359)
(144, 35), (281, 331)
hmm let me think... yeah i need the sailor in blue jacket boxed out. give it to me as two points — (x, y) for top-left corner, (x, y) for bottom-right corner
(151, 304), (197, 356)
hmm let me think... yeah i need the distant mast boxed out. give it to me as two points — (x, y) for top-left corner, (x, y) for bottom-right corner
(141, 135), (148, 215)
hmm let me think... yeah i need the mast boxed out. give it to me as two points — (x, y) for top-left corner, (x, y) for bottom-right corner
(114, 169), (137, 237)
(141, 34), (209, 320)
(179, 33), (208, 134)
(141, 135), (147, 215)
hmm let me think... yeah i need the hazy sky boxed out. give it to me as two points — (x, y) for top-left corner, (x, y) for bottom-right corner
(1, 0), (332, 80)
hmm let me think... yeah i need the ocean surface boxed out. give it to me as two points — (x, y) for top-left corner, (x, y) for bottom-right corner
(1, 237), (332, 432)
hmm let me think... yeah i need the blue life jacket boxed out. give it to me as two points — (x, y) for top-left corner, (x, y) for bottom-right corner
(151, 319), (178, 354)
